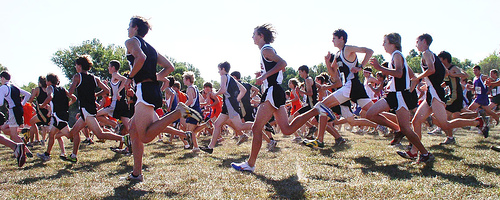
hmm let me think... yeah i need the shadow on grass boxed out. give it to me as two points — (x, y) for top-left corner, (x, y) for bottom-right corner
(71, 153), (123, 172)
(252, 173), (306, 199)
(16, 166), (74, 184)
(354, 156), (494, 188)
(465, 163), (500, 176)
(216, 155), (249, 169)
(102, 181), (181, 200)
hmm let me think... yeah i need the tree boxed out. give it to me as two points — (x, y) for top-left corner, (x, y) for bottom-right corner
(0, 63), (7, 72)
(406, 49), (422, 73)
(281, 66), (299, 90)
(21, 82), (37, 94)
(478, 51), (499, 75)
(52, 39), (129, 81)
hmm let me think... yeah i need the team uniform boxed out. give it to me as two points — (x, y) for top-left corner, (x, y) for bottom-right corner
(472, 75), (489, 106)
(330, 47), (371, 108)
(240, 81), (255, 122)
(221, 74), (243, 119)
(491, 78), (500, 105)
(34, 86), (50, 125)
(186, 85), (202, 125)
(76, 72), (98, 120)
(0, 83), (30, 127)
(165, 87), (180, 124)
(384, 50), (418, 111)
(126, 36), (162, 109)
(101, 79), (131, 119)
(297, 78), (318, 114)
(421, 50), (446, 106)
(444, 65), (464, 113)
(260, 44), (285, 109)
(289, 89), (302, 115)
(49, 85), (70, 130)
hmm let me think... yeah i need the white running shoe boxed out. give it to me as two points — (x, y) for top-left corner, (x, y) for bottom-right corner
(231, 161), (255, 172)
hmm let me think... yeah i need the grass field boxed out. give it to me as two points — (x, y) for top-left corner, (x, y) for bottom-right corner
(0, 125), (499, 199)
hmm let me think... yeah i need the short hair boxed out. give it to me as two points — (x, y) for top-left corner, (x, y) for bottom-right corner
(203, 82), (213, 88)
(285, 90), (290, 96)
(491, 69), (498, 76)
(46, 73), (60, 85)
(109, 60), (121, 71)
(218, 61), (231, 73)
(75, 55), (93, 71)
(182, 71), (195, 83)
(376, 71), (386, 79)
(364, 67), (373, 72)
(438, 51), (452, 63)
(385, 32), (402, 51)
(333, 29), (348, 43)
(315, 75), (326, 84)
(298, 65), (309, 74)
(288, 78), (299, 88)
(254, 24), (276, 44)
(230, 71), (241, 80)
(0, 71), (10, 80)
(167, 76), (175, 87)
(473, 65), (481, 71)
(38, 76), (47, 88)
(130, 16), (151, 37)
(320, 72), (331, 84)
(172, 81), (181, 89)
(418, 33), (433, 46)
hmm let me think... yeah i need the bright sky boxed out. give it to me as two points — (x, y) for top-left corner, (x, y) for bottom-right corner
(1, 0), (499, 87)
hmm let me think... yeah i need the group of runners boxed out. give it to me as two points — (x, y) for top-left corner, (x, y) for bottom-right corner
(0, 16), (499, 182)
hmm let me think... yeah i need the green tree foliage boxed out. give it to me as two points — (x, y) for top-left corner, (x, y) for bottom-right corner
(406, 49), (422, 73)
(281, 66), (299, 90)
(165, 56), (204, 91)
(477, 51), (499, 75)
(21, 82), (37, 94)
(0, 63), (7, 72)
(51, 39), (129, 81)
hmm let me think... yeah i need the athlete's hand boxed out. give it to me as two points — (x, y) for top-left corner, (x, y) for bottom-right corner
(369, 58), (382, 70)
(125, 78), (132, 91)
(256, 75), (265, 85)
(325, 52), (332, 66)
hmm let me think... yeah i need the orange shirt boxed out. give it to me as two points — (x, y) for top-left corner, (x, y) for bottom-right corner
(177, 91), (187, 103)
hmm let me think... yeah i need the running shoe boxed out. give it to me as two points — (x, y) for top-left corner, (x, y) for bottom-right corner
(177, 102), (203, 122)
(397, 151), (417, 160)
(334, 137), (346, 147)
(427, 127), (442, 135)
(482, 126), (490, 138)
(185, 131), (193, 148)
(267, 140), (277, 151)
(236, 134), (249, 145)
(37, 152), (51, 162)
(416, 153), (435, 164)
(14, 143), (26, 167)
(200, 146), (213, 154)
(264, 123), (275, 135)
(303, 139), (325, 149)
(192, 147), (201, 153)
(123, 173), (144, 182)
(390, 131), (404, 146)
(231, 161), (255, 172)
(63, 154), (77, 163)
(123, 134), (132, 153)
(314, 102), (335, 120)
(440, 137), (456, 145)
(491, 146), (500, 152)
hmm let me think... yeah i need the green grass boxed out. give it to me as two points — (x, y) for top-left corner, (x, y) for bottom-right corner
(1, 125), (500, 199)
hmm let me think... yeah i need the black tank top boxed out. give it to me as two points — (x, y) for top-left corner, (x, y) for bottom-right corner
(8, 84), (22, 108)
(306, 78), (318, 106)
(421, 52), (445, 89)
(52, 85), (69, 120)
(126, 36), (158, 83)
(261, 45), (279, 87)
(37, 86), (48, 103)
(76, 72), (97, 109)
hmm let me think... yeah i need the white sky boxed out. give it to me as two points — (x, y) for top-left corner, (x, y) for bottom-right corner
(1, 0), (499, 86)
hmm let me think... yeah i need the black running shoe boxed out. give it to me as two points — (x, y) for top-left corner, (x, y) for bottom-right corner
(200, 146), (213, 154)
(265, 123), (275, 135)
